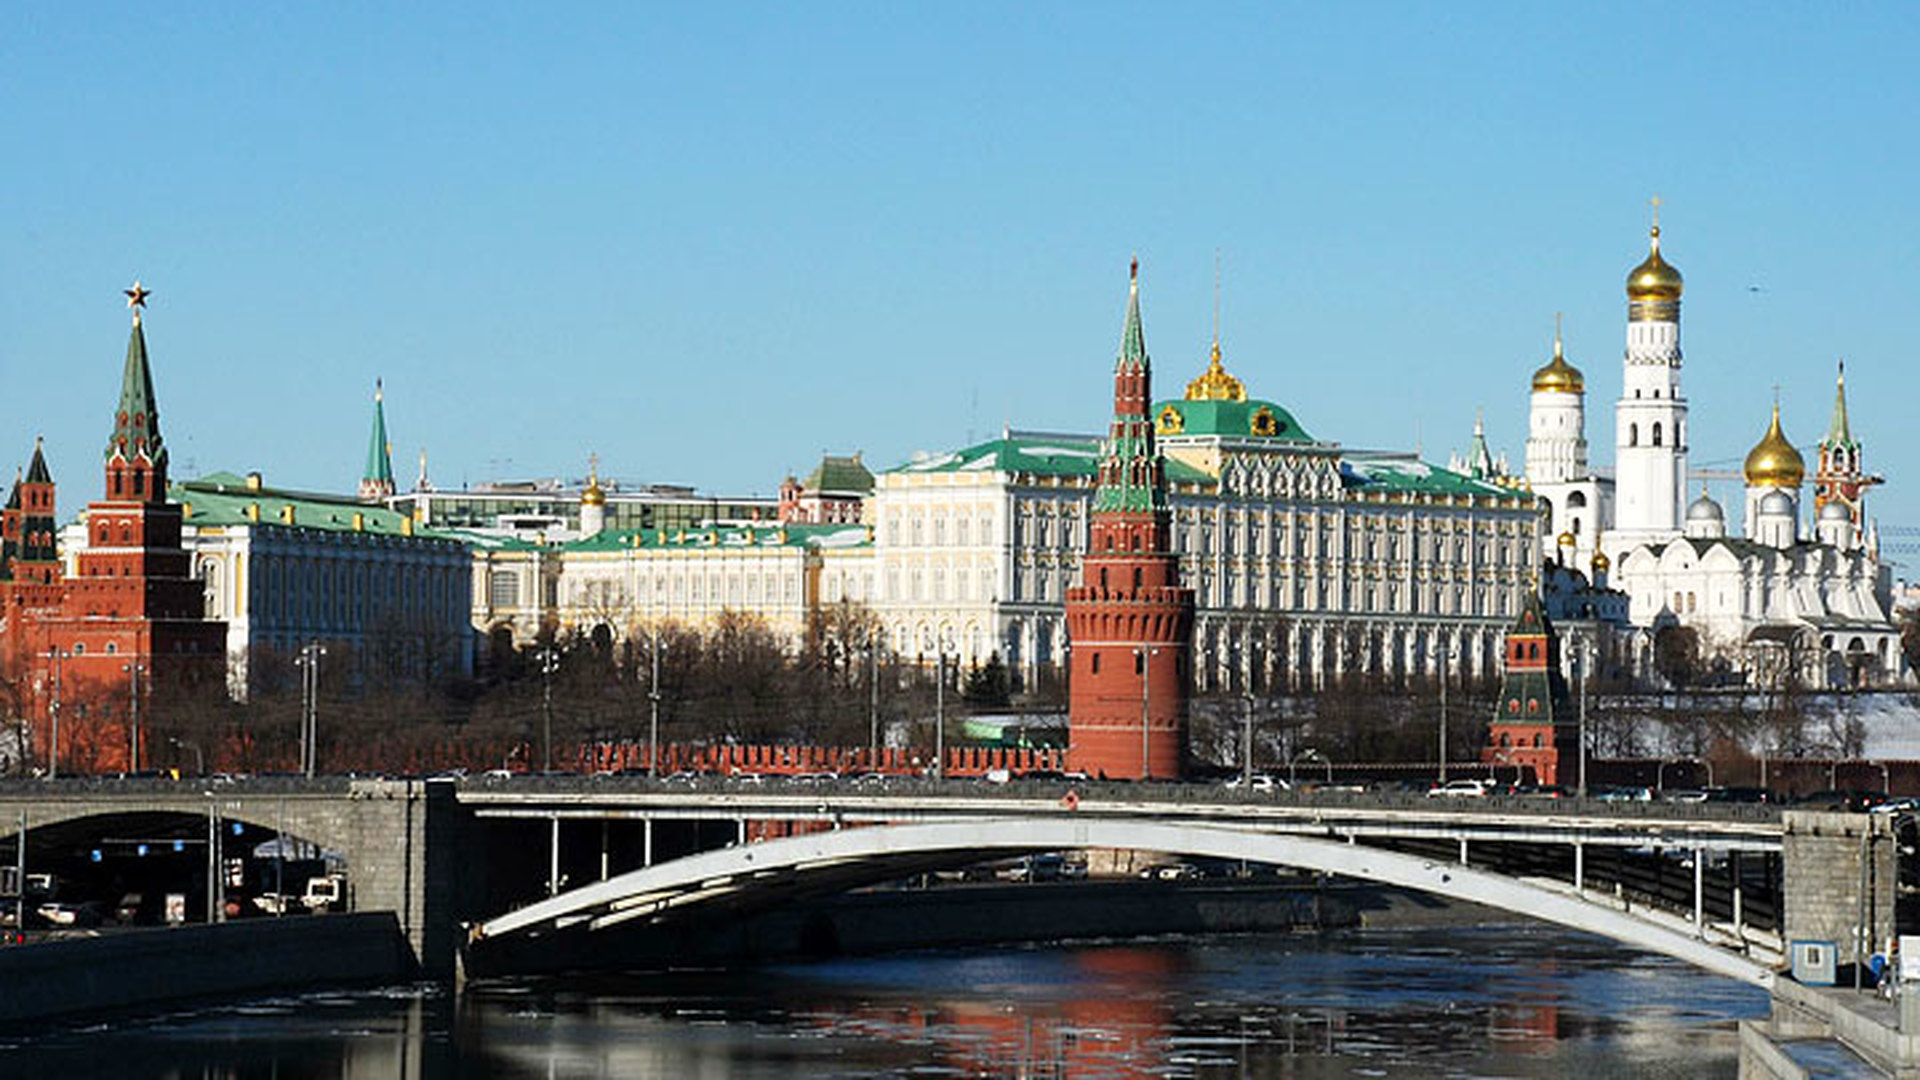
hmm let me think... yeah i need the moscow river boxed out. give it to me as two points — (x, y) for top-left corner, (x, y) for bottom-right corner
(5, 924), (1766, 1079)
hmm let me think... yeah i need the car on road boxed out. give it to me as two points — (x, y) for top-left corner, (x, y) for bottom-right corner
(1223, 774), (1287, 793)
(1427, 779), (1491, 798)
(1592, 785), (1654, 802)
(1141, 862), (1202, 881)
(36, 901), (107, 928)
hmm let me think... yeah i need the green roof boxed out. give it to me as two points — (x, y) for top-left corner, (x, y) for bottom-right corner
(1338, 455), (1524, 498)
(1152, 397), (1314, 443)
(802, 454), (874, 495)
(888, 434), (1211, 485)
(563, 522), (871, 553)
(172, 473), (461, 542)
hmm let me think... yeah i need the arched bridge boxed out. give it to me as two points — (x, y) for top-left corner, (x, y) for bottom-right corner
(463, 782), (1801, 989)
(12, 776), (1898, 993)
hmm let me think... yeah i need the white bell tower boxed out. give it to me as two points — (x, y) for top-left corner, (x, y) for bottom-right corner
(1610, 200), (1688, 555)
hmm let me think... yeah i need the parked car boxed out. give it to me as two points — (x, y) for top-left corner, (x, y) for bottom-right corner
(1427, 779), (1491, 798)
(1702, 785), (1773, 804)
(36, 901), (107, 928)
(1515, 784), (1571, 800)
(1223, 774), (1287, 793)
(1592, 785), (1654, 802)
(1794, 789), (1888, 813)
(1141, 862), (1202, 881)
(1661, 788), (1709, 803)
(115, 892), (151, 925)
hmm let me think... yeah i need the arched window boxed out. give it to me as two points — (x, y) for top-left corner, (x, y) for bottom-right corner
(1652, 422), (1663, 446)
(1629, 423), (1639, 446)
(1091, 652), (1101, 675)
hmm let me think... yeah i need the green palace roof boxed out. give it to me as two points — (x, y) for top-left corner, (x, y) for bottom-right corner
(172, 472), (461, 542)
(563, 522), (872, 554)
(1151, 397), (1315, 443)
(888, 434), (1212, 485)
(801, 454), (874, 495)
(1337, 455), (1522, 498)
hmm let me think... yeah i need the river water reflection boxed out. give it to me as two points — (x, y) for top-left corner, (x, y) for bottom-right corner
(6, 925), (1766, 1079)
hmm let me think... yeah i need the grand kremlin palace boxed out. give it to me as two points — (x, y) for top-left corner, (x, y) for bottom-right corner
(469, 274), (1541, 692)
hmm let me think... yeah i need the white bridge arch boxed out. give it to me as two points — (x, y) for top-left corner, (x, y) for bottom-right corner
(475, 817), (1775, 988)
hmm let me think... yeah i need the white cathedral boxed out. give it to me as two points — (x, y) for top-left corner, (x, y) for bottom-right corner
(1518, 213), (1907, 689)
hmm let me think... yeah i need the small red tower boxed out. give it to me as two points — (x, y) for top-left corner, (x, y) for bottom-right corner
(1064, 261), (1195, 780)
(1483, 590), (1575, 786)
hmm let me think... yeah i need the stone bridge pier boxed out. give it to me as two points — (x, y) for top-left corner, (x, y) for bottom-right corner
(0, 779), (474, 978)
(1780, 810), (1903, 978)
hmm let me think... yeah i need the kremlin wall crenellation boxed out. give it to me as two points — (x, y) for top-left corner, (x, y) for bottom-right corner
(0, 219), (1910, 777)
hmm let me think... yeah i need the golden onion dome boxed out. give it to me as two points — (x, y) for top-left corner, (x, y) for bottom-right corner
(1626, 225), (1684, 302)
(1743, 403), (1805, 488)
(1184, 341), (1248, 402)
(1590, 549), (1611, 572)
(1556, 530), (1576, 549)
(1531, 329), (1584, 394)
(581, 456), (608, 506)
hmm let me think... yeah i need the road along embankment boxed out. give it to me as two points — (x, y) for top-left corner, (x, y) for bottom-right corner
(0, 912), (413, 1029)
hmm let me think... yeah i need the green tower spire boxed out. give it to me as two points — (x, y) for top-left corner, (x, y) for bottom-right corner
(1093, 258), (1170, 515)
(1826, 359), (1855, 448)
(360, 379), (396, 500)
(106, 286), (165, 469)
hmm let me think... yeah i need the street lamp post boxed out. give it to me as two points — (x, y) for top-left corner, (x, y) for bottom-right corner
(1135, 645), (1163, 780)
(1437, 643), (1458, 783)
(1242, 692), (1256, 788)
(123, 661), (146, 773)
(46, 647), (64, 780)
(1577, 634), (1590, 800)
(867, 628), (880, 765)
(539, 647), (561, 774)
(934, 651), (947, 780)
(295, 643), (326, 778)
(648, 631), (664, 777)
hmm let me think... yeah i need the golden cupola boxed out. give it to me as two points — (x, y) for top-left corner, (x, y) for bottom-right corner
(1530, 324), (1584, 394)
(1743, 403), (1805, 488)
(581, 455), (608, 506)
(1185, 340), (1247, 402)
(1626, 217), (1684, 321)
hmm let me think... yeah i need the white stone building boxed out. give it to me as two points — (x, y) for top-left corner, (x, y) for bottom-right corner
(869, 335), (1542, 692)
(63, 472), (475, 694)
(1517, 213), (1905, 688)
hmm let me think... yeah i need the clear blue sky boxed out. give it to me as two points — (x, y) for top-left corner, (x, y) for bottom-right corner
(4, 4), (1916, 549)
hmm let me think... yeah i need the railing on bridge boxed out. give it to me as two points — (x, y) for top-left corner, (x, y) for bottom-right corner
(575, 741), (1068, 779)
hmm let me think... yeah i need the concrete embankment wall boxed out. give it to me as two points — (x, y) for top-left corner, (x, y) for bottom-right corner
(0, 913), (413, 1028)
(468, 879), (1467, 977)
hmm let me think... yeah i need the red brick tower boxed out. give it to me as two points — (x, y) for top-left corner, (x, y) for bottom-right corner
(1482, 589), (1575, 785)
(4, 284), (226, 772)
(1064, 261), (1194, 780)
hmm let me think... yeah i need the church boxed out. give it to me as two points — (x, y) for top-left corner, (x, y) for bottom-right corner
(1518, 210), (1905, 688)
